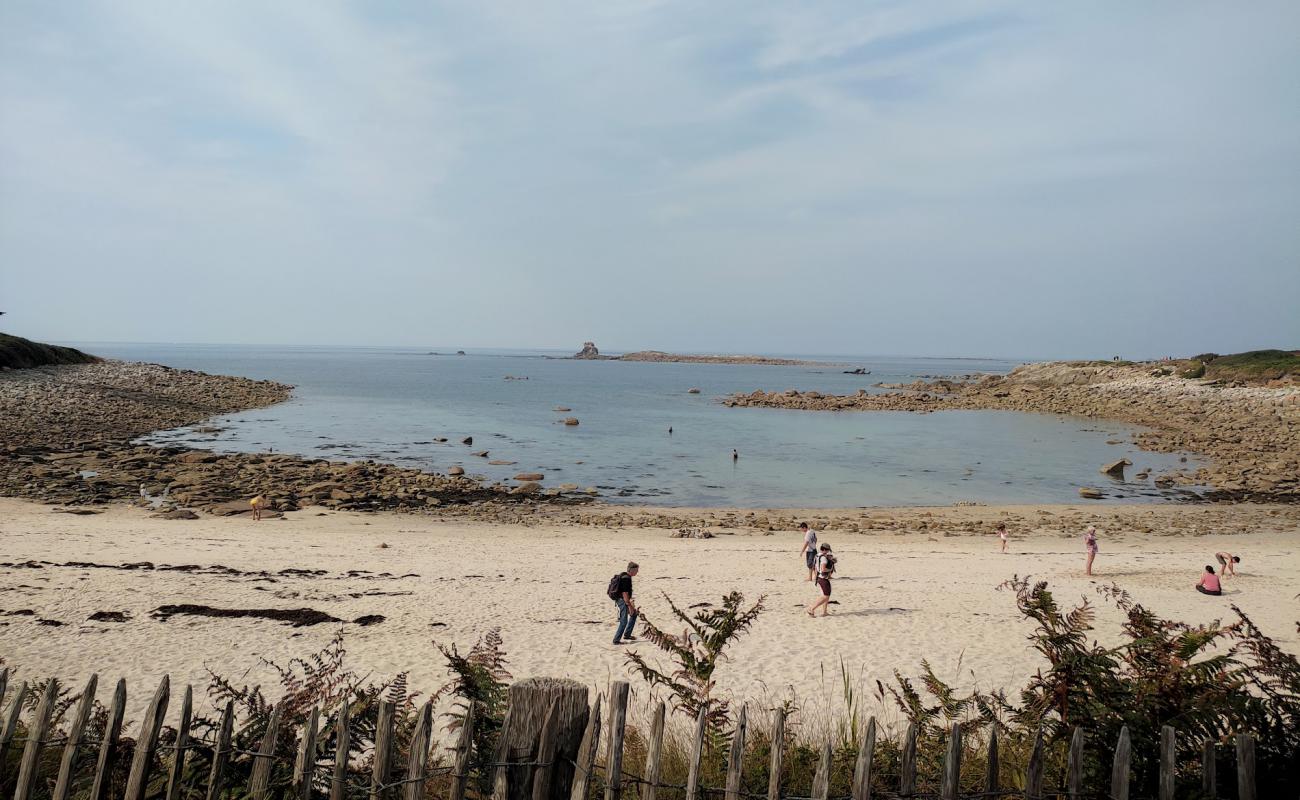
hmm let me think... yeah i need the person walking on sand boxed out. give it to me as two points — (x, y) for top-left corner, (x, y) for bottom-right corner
(609, 562), (640, 645)
(996, 523), (1009, 553)
(806, 543), (837, 617)
(798, 523), (819, 582)
(250, 494), (266, 521)
(1195, 565), (1223, 596)
(1083, 526), (1098, 575)
(1215, 551), (1240, 577)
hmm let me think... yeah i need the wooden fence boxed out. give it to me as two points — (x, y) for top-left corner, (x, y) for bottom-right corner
(0, 669), (1262, 800)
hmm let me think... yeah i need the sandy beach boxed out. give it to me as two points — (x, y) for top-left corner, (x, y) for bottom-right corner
(3, 497), (1297, 733)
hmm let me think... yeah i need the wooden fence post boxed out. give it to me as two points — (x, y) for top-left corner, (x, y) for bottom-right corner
(125, 675), (171, 800)
(604, 682), (630, 800)
(640, 702), (666, 800)
(851, 716), (875, 800)
(568, 698), (599, 800)
(531, 699), (562, 800)
(165, 685), (194, 800)
(206, 700), (235, 800)
(372, 699), (396, 800)
(683, 706), (707, 800)
(1200, 739), (1216, 800)
(1235, 733), (1255, 800)
(1110, 726), (1131, 800)
(985, 729), (999, 796)
(403, 702), (432, 800)
(767, 708), (786, 800)
(14, 679), (59, 800)
(810, 741), (831, 800)
(725, 706), (748, 800)
(1024, 726), (1044, 800)
(495, 678), (590, 800)
(0, 669), (7, 704)
(249, 702), (284, 800)
(939, 723), (961, 800)
(89, 679), (127, 800)
(330, 701), (352, 800)
(1066, 728), (1084, 800)
(297, 705), (322, 800)
(898, 723), (917, 798)
(0, 680), (29, 781)
(53, 674), (99, 800)
(450, 704), (476, 800)
(1159, 725), (1175, 800)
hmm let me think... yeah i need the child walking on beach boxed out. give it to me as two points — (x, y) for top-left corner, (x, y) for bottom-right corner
(806, 543), (836, 617)
(1084, 526), (1098, 575)
(996, 523), (1008, 553)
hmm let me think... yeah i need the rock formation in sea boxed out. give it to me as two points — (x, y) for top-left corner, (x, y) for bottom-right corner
(574, 341), (601, 359)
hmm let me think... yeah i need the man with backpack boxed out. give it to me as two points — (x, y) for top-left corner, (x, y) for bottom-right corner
(608, 562), (640, 645)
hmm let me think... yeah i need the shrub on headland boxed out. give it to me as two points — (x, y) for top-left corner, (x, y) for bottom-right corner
(0, 332), (99, 369)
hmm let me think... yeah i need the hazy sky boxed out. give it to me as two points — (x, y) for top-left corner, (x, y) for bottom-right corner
(2, 2), (1298, 359)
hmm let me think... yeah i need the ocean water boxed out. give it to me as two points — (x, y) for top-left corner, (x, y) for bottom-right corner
(77, 343), (1202, 508)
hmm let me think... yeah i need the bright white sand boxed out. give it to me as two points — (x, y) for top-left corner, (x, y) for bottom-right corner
(2, 498), (1297, 735)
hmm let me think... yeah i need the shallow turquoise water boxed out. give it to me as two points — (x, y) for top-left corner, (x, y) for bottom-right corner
(79, 343), (1202, 507)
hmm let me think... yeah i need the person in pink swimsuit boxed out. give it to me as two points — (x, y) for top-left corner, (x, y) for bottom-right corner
(996, 523), (1009, 553)
(1196, 565), (1222, 596)
(1083, 526), (1098, 576)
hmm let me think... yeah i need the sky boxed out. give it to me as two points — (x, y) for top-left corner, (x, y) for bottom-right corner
(1, 1), (1298, 360)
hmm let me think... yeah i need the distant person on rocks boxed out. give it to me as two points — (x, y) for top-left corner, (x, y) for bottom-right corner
(806, 543), (837, 617)
(609, 562), (640, 645)
(798, 523), (819, 581)
(250, 494), (267, 521)
(1083, 526), (1098, 575)
(996, 523), (1009, 553)
(732, 449), (739, 462)
(1196, 565), (1223, 596)
(1215, 551), (1240, 577)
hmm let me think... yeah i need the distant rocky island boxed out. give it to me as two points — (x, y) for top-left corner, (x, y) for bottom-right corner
(571, 341), (827, 366)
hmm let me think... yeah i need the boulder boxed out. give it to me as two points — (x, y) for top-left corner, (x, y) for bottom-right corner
(471, 450), (489, 458)
(574, 342), (601, 359)
(562, 418), (580, 426)
(488, 460), (516, 466)
(461, 436), (473, 445)
(1078, 487), (1104, 499)
(553, 406), (572, 412)
(511, 481), (542, 495)
(1100, 459), (1131, 478)
(151, 509), (199, 520)
(448, 466), (465, 476)
(687, 388), (701, 394)
(514, 473), (545, 482)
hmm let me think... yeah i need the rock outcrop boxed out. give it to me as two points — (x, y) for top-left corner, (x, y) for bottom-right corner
(574, 342), (601, 359)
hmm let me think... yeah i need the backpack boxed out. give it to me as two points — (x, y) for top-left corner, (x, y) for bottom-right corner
(607, 572), (625, 600)
(819, 554), (837, 576)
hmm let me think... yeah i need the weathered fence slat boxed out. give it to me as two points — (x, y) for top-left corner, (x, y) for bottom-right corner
(124, 675), (171, 800)
(898, 722), (917, 798)
(330, 701), (352, 800)
(371, 699), (396, 800)
(249, 702), (284, 800)
(1066, 728), (1085, 799)
(640, 702), (666, 800)
(450, 704), (476, 800)
(1200, 738), (1216, 800)
(0, 680), (29, 781)
(985, 729), (999, 795)
(53, 674), (99, 800)
(165, 685), (194, 800)
(851, 716), (875, 800)
(767, 708), (786, 800)
(1110, 725), (1131, 800)
(1235, 733), (1255, 800)
(403, 702), (432, 800)
(530, 699), (561, 800)
(1159, 725), (1175, 800)
(0, 669), (8, 704)
(89, 679), (127, 800)
(1024, 726), (1045, 800)
(939, 723), (961, 800)
(725, 705), (748, 800)
(14, 678), (59, 800)
(683, 706), (707, 800)
(811, 740), (832, 800)
(604, 682), (630, 800)
(206, 700), (235, 800)
(297, 705), (322, 800)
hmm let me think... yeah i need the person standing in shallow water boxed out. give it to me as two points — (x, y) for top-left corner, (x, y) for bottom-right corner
(611, 562), (640, 645)
(1084, 526), (1099, 575)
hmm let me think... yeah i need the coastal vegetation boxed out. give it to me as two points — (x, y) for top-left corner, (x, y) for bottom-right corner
(0, 332), (98, 369)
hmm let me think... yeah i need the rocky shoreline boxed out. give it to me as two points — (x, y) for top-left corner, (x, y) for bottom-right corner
(724, 361), (1300, 502)
(0, 361), (592, 516)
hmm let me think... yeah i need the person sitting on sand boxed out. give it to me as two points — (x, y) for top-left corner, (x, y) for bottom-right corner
(1083, 526), (1098, 576)
(1196, 565), (1223, 596)
(250, 494), (266, 521)
(996, 523), (1009, 553)
(806, 543), (836, 617)
(798, 523), (819, 582)
(1215, 551), (1240, 577)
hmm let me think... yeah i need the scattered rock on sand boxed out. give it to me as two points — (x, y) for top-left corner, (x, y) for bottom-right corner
(152, 509), (199, 520)
(88, 611), (131, 622)
(511, 482), (542, 495)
